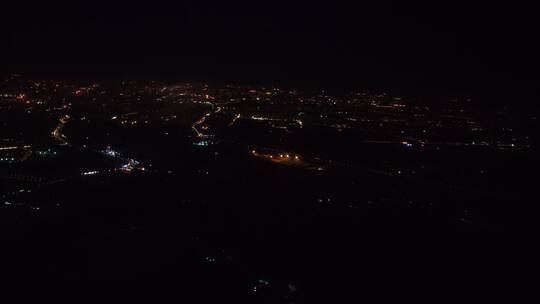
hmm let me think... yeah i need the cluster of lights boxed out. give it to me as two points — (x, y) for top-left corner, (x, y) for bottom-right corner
(103, 147), (119, 157)
(194, 140), (211, 146)
(82, 170), (99, 176)
(36, 149), (57, 156)
(118, 159), (144, 172)
(0, 146), (18, 151)
(251, 150), (300, 161)
(250, 115), (275, 121)
(401, 141), (413, 148)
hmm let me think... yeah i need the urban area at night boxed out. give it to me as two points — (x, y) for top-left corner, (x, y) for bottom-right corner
(1, 0), (538, 301)
(1, 74), (536, 299)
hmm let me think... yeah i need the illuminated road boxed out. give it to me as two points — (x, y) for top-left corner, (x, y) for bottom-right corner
(228, 113), (241, 127)
(192, 105), (221, 137)
(51, 115), (70, 145)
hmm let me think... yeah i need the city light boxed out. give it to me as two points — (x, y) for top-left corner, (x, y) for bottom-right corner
(82, 171), (99, 176)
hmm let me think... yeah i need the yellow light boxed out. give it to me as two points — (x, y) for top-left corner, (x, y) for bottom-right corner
(295, 156), (299, 160)
(286, 154), (290, 158)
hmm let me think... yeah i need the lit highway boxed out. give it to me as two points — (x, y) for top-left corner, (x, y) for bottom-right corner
(192, 105), (222, 138)
(51, 115), (70, 145)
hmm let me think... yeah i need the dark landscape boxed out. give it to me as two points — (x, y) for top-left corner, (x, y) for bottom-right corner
(1, 1), (538, 301)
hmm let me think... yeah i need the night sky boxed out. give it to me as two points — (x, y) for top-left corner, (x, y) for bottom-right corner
(2, 1), (539, 102)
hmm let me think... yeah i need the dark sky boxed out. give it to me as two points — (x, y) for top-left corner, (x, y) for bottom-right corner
(2, 1), (539, 101)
